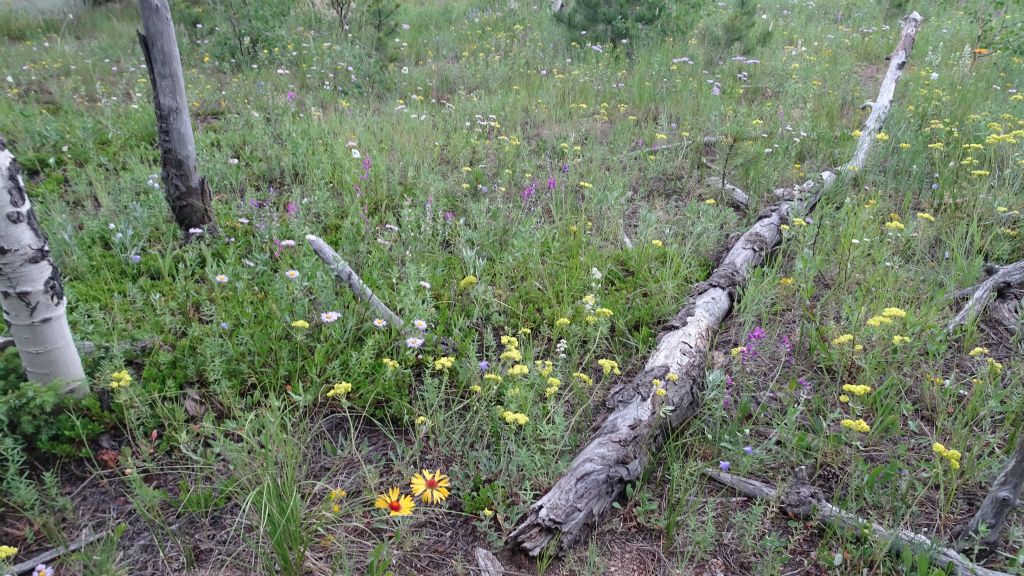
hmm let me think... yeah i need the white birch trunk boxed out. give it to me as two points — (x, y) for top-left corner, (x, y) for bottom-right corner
(0, 139), (86, 397)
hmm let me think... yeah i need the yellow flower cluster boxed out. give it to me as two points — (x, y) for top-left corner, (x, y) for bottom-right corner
(502, 410), (529, 425)
(382, 358), (400, 369)
(328, 488), (347, 513)
(652, 378), (667, 397)
(867, 307), (906, 328)
(508, 364), (529, 377)
(545, 377), (560, 398)
(535, 360), (554, 377)
(916, 212), (935, 222)
(0, 545), (17, 561)
(573, 372), (593, 385)
(326, 381), (352, 398)
(842, 384), (872, 397)
(500, 347), (522, 362)
(555, 317), (571, 328)
(892, 335), (911, 345)
(597, 358), (621, 376)
(831, 334), (854, 345)
(110, 370), (132, 389)
(290, 319), (310, 329)
(595, 307), (614, 318)
(433, 356), (455, 371)
(484, 373), (503, 383)
(840, 418), (871, 433)
(459, 275), (478, 290)
(933, 443), (962, 470)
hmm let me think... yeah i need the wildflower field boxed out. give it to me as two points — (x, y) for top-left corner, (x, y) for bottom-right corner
(1, 0), (1023, 574)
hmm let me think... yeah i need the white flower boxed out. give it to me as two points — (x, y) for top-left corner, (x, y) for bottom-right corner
(320, 311), (340, 323)
(373, 318), (388, 328)
(188, 227), (205, 235)
(280, 239), (296, 247)
(406, 337), (424, 349)
(215, 274), (229, 283)
(419, 281), (431, 289)
(590, 267), (603, 280)
(413, 319), (427, 331)
(228, 158), (239, 165)
(351, 149), (361, 159)
(285, 269), (300, 279)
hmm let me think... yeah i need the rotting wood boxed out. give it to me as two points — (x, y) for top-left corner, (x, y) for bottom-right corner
(954, 432), (1024, 556)
(473, 547), (506, 575)
(9, 530), (108, 575)
(706, 468), (1008, 576)
(306, 235), (405, 330)
(705, 176), (750, 209)
(510, 12), (922, 557)
(137, 0), (215, 239)
(947, 260), (1024, 332)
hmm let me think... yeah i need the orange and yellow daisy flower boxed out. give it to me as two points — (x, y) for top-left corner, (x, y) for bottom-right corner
(374, 487), (415, 516)
(410, 469), (451, 504)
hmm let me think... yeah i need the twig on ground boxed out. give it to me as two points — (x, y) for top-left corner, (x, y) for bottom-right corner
(306, 234), (405, 330)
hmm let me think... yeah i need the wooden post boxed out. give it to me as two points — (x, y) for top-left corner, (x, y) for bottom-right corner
(137, 0), (215, 239)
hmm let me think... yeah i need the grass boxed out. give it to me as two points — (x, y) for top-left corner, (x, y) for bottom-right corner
(0, 0), (1022, 574)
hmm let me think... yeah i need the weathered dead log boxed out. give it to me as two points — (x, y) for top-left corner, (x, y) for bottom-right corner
(947, 260), (1024, 332)
(306, 235), (405, 330)
(510, 12), (922, 556)
(473, 547), (506, 575)
(706, 468), (1008, 576)
(988, 291), (1022, 334)
(705, 176), (750, 209)
(137, 0), (215, 239)
(954, 432), (1024, 555)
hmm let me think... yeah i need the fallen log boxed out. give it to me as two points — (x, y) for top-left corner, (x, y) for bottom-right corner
(306, 235), (405, 330)
(509, 12), (922, 556)
(954, 432), (1024, 556)
(706, 468), (1007, 576)
(947, 260), (1024, 332)
(8, 530), (108, 575)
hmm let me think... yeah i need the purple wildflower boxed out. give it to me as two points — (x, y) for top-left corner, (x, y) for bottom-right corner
(479, 360), (490, 372)
(547, 177), (557, 190)
(129, 254), (141, 264)
(444, 211), (455, 222)
(748, 326), (766, 340)
(719, 461), (730, 472)
(287, 91), (296, 102)
(561, 163), (569, 173)
(798, 377), (812, 393)
(285, 202), (298, 217)
(743, 446), (754, 455)
(521, 181), (537, 202)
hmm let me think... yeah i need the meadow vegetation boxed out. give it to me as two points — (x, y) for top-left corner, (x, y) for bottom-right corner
(0, 0), (1022, 574)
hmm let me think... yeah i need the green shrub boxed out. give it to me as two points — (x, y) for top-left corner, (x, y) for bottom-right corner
(0, 349), (105, 458)
(555, 0), (665, 45)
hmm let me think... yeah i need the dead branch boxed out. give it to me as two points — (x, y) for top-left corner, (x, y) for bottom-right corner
(9, 530), (108, 575)
(706, 468), (1007, 576)
(306, 235), (405, 330)
(705, 176), (751, 209)
(509, 12), (923, 557)
(947, 259), (1024, 332)
(474, 547), (506, 575)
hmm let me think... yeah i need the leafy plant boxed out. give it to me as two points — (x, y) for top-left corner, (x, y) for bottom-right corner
(554, 0), (665, 45)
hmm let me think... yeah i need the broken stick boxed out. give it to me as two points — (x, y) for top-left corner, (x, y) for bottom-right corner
(706, 468), (1007, 576)
(510, 12), (922, 556)
(306, 234), (405, 330)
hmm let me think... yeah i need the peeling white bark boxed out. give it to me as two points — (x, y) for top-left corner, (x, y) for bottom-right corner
(510, 12), (923, 556)
(0, 140), (86, 397)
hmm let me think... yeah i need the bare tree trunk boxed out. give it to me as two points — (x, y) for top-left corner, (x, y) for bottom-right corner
(954, 433), (1024, 555)
(0, 139), (87, 397)
(510, 12), (922, 556)
(137, 0), (215, 239)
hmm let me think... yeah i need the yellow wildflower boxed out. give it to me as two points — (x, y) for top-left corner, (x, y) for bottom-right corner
(0, 545), (17, 561)
(597, 358), (621, 376)
(651, 239), (664, 247)
(555, 317), (571, 328)
(383, 357), (400, 369)
(573, 372), (593, 385)
(842, 384), (873, 396)
(666, 372), (679, 382)
(968, 347), (989, 357)
(326, 381), (353, 398)
(916, 212), (935, 222)
(892, 335), (911, 345)
(500, 335), (520, 349)
(839, 394), (850, 403)
(866, 315), (893, 327)
(500, 348), (523, 362)
(502, 410), (529, 425)
(831, 334), (854, 346)
(291, 319), (310, 329)
(882, 307), (906, 319)
(779, 277), (794, 287)
(110, 369), (133, 389)
(508, 364), (529, 377)
(433, 356), (456, 371)
(595, 307), (614, 318)
(459, 275), (478, 290)
(484, 373), (503, 383)
(840, 419), (871, 433)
